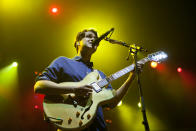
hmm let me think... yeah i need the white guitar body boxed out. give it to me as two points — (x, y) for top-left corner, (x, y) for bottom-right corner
(43, 71), (116, 131)
(43, 51), (167, 130)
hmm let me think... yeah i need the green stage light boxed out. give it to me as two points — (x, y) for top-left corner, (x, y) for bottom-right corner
(0, 61), (19, 99)
(12, 62), (18, 67)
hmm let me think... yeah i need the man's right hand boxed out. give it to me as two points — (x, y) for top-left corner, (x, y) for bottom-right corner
(74, 85), (93, 97)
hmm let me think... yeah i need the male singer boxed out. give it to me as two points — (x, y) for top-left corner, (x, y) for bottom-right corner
(34, 28), (143, 131)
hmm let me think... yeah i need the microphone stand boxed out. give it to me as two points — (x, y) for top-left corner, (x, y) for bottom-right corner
(129, 46), (150, 131)
(105, 37), (150, 131)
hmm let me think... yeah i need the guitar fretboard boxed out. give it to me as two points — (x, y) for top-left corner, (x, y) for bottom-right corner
(97, 58), (148, 88)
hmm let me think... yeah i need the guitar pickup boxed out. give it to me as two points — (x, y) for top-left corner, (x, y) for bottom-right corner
(91, 82), (102, 93)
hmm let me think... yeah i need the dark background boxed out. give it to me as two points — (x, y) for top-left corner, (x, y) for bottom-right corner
(0, 0), (196, 130)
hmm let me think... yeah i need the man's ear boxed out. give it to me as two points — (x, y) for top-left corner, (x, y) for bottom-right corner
(76, 42), (80, 46)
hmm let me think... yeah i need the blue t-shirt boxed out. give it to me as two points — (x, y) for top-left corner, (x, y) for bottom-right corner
(36, 56), (112, 131)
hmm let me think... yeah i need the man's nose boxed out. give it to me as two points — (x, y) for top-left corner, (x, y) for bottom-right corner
(89, 38), (95, 42)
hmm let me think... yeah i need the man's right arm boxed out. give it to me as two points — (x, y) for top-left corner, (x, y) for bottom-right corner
(34, 80), (75, 95)
(34, 80), (92, 95)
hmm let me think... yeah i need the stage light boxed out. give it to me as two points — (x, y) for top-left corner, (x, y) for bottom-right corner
(138, 102), (141, 108)
(151, 61), (158, 68)
(34, 105), (39, 109)
(34, 71), (38, 75)
(52, 7), (58, 13)
(49, 6), (60, 15)
(0, 62), (19, 100)
(117, 101), (122, 106)
(177, 67), (182, 73)
(105, 119), (112, 124)
(12, 62), (18, 67)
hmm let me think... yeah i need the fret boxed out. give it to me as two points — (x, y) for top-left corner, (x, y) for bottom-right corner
(125, 68), (129, 72)
(94, 52), (166, 89)
(97, 79), (109, 88)
(120, 71), (125, 76)
(113, 74), (118, 79)
(110, 64), (135, 81)
(120, 70), (125, 75)
(108, 75), (115, 81)
(97, 57), (150, 88)
(139, 58), (148, 64)
(122, 69), (128, 74)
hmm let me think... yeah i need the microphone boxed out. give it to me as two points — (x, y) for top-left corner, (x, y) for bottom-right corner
(105, 37), (147, 52)
(93, 28), (114, 45)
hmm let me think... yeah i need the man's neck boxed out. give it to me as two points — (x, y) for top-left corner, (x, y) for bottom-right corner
(77, 51), (92, 63)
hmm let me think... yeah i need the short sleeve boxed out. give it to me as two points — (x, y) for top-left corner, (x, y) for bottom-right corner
(35, 57), (62, 83)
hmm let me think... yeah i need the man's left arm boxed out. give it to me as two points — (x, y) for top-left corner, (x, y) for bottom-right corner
(106, 62), (143, 109)
(107, 71), (136, 108)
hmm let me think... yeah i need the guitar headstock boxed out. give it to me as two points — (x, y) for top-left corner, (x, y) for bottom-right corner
(147, 51), (168, 63)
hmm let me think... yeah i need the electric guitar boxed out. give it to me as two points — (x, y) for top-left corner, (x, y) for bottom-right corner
(43, 51), (167, 130)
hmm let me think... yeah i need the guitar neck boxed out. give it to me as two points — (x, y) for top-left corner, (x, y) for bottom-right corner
(97, 57), (149, 88)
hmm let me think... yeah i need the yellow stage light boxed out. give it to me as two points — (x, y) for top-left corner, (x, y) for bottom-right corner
(151, 61), (158, 68)
(138, 102), (141, 108)
(117, 101), (122, 107)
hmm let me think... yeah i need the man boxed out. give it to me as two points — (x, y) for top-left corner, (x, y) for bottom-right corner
(34, 28), (142, 131)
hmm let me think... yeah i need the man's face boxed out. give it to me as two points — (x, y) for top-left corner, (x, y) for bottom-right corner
(79, 31), (98, 52)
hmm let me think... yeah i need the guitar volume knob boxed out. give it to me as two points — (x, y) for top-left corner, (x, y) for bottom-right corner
(76, 111), (80, 117)
(68, 118), (72, 124)
(87, 114), (91, 119)
(79, 120), (83, 126)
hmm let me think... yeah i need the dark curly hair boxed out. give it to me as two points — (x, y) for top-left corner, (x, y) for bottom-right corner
(74, 29), (98, 53)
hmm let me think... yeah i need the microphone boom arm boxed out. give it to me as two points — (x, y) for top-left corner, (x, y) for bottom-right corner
(104, 37), (129, 47)
(104, 37), (147, 52)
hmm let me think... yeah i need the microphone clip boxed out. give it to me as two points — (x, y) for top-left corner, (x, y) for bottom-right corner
(127, 44), (147, 60)
(129, 44), (147, 54)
